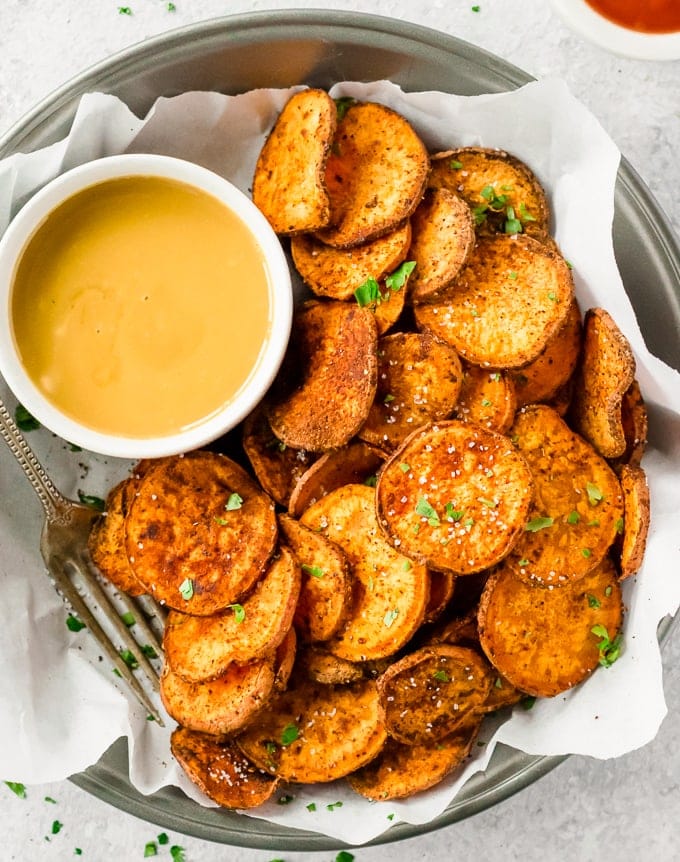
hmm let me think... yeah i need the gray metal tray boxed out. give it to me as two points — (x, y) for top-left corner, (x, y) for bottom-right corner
(1, 9), (678, 852)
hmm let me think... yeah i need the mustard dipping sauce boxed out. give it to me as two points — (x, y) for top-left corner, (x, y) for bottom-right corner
(10, 175), (272, 438)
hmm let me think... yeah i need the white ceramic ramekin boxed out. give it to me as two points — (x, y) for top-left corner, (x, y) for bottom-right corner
(0, 154), (293, 459)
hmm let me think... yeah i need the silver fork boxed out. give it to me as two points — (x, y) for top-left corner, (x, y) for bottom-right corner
(0, 397), (165, 725)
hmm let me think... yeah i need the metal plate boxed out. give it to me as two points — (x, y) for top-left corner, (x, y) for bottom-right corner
(2, 9), (679, 852)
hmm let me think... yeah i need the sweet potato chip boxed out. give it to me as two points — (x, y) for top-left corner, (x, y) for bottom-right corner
(298, 645), (365, 685)
(506, 404), (623, 587)
(170, 728), (281, 809)
(407, 187), (476, 303)
(88, 478), (145, 597)
(428, 146), (551, 238)
(478, 556), (623, 698)
(424, 569), (457, 624)
(236, 675), (387, 782)
(358, 331), (463, 451)
(277, 514), (352, 642)
(610, 379), (648, 472)
(316, 101), (429, 248)
(452, 364), (517, 434)
(124, 451), (277, 615)
(376, 420), (534, 575)
(617, 463), (650, 580)
(300, 484), (430, 661)
(266, 300), (378, 451)
(347, 717), (480, 801)
(252, 88), (336, 234)
(570, 307), (636, 459)
(163, 545), (300, 682)
(414, 233), (574, 368)
(376, 644), (493, 744)
(290, 221), (412, 301)
(288, 439), (386, 518)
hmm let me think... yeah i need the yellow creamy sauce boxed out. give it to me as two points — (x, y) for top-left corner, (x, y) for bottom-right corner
(11, 176), (272, 438)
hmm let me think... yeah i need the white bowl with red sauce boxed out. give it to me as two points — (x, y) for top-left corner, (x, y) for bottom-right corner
(0, 154), (293, 459)
(551, 0), (680, 59)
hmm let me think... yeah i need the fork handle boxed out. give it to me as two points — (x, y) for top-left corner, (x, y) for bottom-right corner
(0, 398), (70, 517)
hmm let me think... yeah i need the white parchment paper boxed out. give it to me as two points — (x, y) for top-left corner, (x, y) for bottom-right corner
(0, 78), (679, 845)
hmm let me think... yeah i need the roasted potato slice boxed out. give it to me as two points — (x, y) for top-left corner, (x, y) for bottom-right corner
(236, 675), (387, 782)
(160, 655), (276, 736)
(290, 221), (411, 301)
(376, 420), (534, 575)
(88, 478), (146, 596)
(300, 484), (430, 662)
(277, 514), (352, 642)
(316, 101), (429, 248)
(170, 728), (281, 809)
(424, 569), (457, 624)
(288, 439), (386, 518)
(414, 233), (574, 368)
(617, 463), (650, 580)
(298, 645), (366, 685)
(408, 187), (476, 303)
(241, 406), (316, 508)
(570, 307), (636, 459)
(611, 380), (648, 471)
(163, 545), (300, 682)
(124, 451), (277, 615)
(506, 404), (623, 587)
(510, 297), (582, 407)
(252, 88), (336, 234)
(358, 331), (463, 452)
(452, 364), (517, 434)
(347, 717), (481, 801)
(266, 300), (378, 452)
(376, 644), (493, 744)
(428, 146), (550, 237)
(478, 556), (623, 698)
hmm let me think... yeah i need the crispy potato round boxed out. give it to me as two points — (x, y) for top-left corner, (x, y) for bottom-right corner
(570, 307), (636, 459)
(424, 569), (457, 624)
(288, 439), (386, 518)
(291, 221), (412, 301)
(359, 332), (463, 451)
(163, 545), (300, 682)
(170, 728), (281, 809)
(376, 644), (493, 744)
(252, 88), (336, 234)
(506, 405), (624, 587)
(266, 300), (378, 452)
(160, 655), (276, 736)
(88, 478), (146, 596)
(611, 380), (648, 472)
(414, 233), (574, 368)
(452, 364), (517, 434)
(298, 645), (366, 685)
(477, 556), (623, 698)
(300, 484), (431, 661)
(376, 420), (534, 575)
(316, 101), (429, 248)
(277, 514), (352, 642)
(236, 676), (387, 783)
(124, 452), (277, 615)
(428, 147), (551, 238)
(617, 463), (650, 580)
(408, 187), (476, 304)
(347, 717), (480, 801)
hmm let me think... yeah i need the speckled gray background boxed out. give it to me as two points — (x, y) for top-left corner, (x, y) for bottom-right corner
(1, 1), (679, 860)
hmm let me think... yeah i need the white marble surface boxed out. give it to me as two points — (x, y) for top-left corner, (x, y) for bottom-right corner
(1, 1), (679, 860)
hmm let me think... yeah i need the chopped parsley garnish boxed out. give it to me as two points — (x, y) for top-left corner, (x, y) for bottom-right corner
(14, 404), (40, 431)
(587, 594), (601, 609)
(120, 649), (139, 670)
(334, 96), (356, 120)
(170, 847), (186, 862)
(525, 516), (554, 532)
(471, 4), (480, 10)
(77, 492), (106, 511)
(521, 695), (537, 710)
(385, 260), (416, 292)
(433, 669), (450, 682)
(144, 842), (158, 857)
(225, 492), (244, 511)
(227, 603), (246, 623)
(450, 159), (464, 170)
(281, 724), (299, 745)
(364, 474), (378, 487)
(278, 793), (295, 805)
(142, 644), (158, 659)
(384, 609), (399, 628)
(179, 578), (194, 600)
(354, 276), (382, 307)
(66, 614), (86, 632)
(445, 503), (464, 521)
(383, 393), (395, 404)
(399, 462), (411, 473)
(327, 801), (344, 811)
(479, 497), (497, 508)
(335, 851), (355, 862)
(581, 548), (593, 558)
(615, 517), (624, 534)
(586, 483), (604, 505)
(504, 207), (522, 234)
(567, 510), (580, 525)
(214, 516), (229, 526)
(415, 497), (440, 526)
(44, 796), (57, 804)
(5, 781), (26, 798)
(518, 558), (529, 567)
(157, 834), (169, 846)
(306, 802), (317, 812)
(118, 5), (132, 13)
(402, 559), (412, 571)
(51, 820), (63, 835)
(605, 585), (613, 597)
(121, 611), (136, 627)
(167, 1), (176, 10)
(302, 564), (325, 579)
(591, 624), (623, 667)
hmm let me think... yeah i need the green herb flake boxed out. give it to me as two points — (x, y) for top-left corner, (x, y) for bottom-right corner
(399, 462), (411, 473)
(306, 802), (317, 812)
(281, 723), (299, 746)
(449, 159), (464, 170)
(354, 276), (382, 307)
(120, 649), (139, 670)
(214, 516), (229, 526)
(471, 4), (480, 10)
(586, 483), (604, 505)
(74, 851), (83, 857)
(15, 404), (40, 431)
(433, 670), (450, 682)
(227, 603), (246, 623)
(591, 624), (623, 668)
(384, 609), (399, 628)
(170, 847), (186, 862)
(363, 474), (377, 487)
(52, 820), (63, 835)
(77, 492), (106, 511)
(167, 1), (176, 10)
(120, 611), (136, 627)
(581, 548), (593, 558)
(615, 517), (624, 534)
(494, 677), (503, 689)
(44, 796), (57, 804)
(117, 5), (132, 13)
(415, 497), (440, 526)
(302, 564), (325, 579)
(518, 558), (529, 567)
(157, 833), (169, 846)
(179, 578), (194, 601)
(587, 593), (601, 609)
(567, 510), (580, 525)
(383, 393), (395, 404)
(521, 695), (537, 710)
(385, 260), (416, 292)
(334, 96), (356, 120)
(278, 793), (295, 805)
(327, 801), (344, 811)
(142, 644), (158, 659)
(225, 492), (244, 511)
(507, 271), (518, 280)
(479, 497), (497, 508)
(336, 851), (354, 862)
(387, 812), (395, 820)
(547, 291), (559, 302)
(5, 781), (26, 798)
(605, 585), (613, 597)
(525, 516), (554, 532)
(445, 503), (464, 521)
(66, 614), (86, 633)
(402, 559), (412, 571)
(144, 842), (158, 858)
